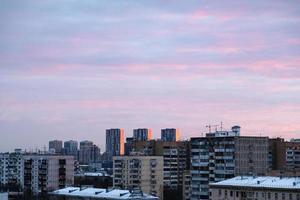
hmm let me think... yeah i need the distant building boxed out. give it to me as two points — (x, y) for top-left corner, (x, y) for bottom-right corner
(64, 140), (78, 159)
(0, 152), (24, 190)
(23, 155), (74, 194)
(124, 137), (134, 156)
(161, 128), (180, 142)
(190, 126), (269, 200)
(49, 187), (159, 200)
(78, 141), (101, 165)
(210, 176), (300, 200)
(113, 156), (164, 200)
(49, 140), (63, 154)
(106, 129), (124, 160)
(133, 128), (152, 141)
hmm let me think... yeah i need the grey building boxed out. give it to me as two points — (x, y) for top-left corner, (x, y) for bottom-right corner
(190, 126), (269, 200)
(161, 128), (180, 142)
(24, 155), (74, 194)
(133, 128), (152, 141)
(0, 152), (24, 189)
(49, 140), (63, 154)
(105, 129), (124, 160)
(64, 140), (78, 159)
(78, 141), (101, 165)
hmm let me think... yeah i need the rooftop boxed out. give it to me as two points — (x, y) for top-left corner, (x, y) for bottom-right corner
(210, 176), (300, 190)
(50, 187), (158, 200)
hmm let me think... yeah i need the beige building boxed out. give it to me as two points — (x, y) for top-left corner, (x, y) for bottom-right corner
(24, 155), (74, 194)
(209, 176), (300, 200)
(113, 156), (164, 200)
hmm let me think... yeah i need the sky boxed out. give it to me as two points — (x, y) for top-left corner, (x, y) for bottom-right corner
(0, 0), (300, 152)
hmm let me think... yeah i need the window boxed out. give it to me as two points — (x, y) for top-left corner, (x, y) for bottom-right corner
(230, 191), (233, 197)
(218, 189), (222, 196)
(282, 193), (285, 200)
(275, 193), (278, 200)
(236, 191), (239, 197)
(268, 193), (271, 199)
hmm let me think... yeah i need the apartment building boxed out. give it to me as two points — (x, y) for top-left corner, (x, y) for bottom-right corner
(133, 128), (153, 141)
(190, 126), (269, 200)
(49, 140), (63, 154)
(132, 140), (190, 200)
(113, 156), (164, 200)
(23, 155), (74, 194)
(0, 152), (24, 189)
(64, 140), (78, 159)
(106, 129), (125, 160)
(209, 176), (300, 200)
(78, 141), (101, 164)
(161, 128), (180, 142)
(268, 138), (300, 176)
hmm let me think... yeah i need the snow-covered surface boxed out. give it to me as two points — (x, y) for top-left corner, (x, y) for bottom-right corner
(210, 176), (300, 190)
(50, 187), (158, 199)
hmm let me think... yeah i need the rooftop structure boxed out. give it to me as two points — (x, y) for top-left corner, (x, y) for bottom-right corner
(49, 187), (159, 200)
(210, 176), (300, 200)
(210, 176), (300, 190)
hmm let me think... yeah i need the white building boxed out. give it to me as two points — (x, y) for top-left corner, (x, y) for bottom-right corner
(210, 176), (300, 200)
(49, 187), (159, 200)
(0, 152), (24, 189)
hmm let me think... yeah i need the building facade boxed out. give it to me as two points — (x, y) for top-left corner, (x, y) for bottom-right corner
(161, 128), (180, 142)
(106, 129), (125, 160)
(190, 126), (269, 200)
(78, 141), (101, 165)
(133, 128), (153, 141)
(210, 176), (300, 200)
(0, 152), (24, 190)
(132, 140), (190, 200)
(23, 155), (74, 194)
(113, 156), (164, 200)
(49, 140), (63, 154)
(64, 140), (78, 160)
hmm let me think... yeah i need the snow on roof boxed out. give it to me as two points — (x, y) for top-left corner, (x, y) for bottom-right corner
(210, 176), (300, 190)
(50, 187), (158, 199)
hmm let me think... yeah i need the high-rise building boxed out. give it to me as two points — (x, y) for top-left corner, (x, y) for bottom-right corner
(64, 140), (78, 159)
(161, 128), (180, 142)
(190, 126), (269, 200)
(78, 141), (101, 164)
(49, 140), (63, 154)
(24, 155), (74, 194)
(0, 152), (24, 190)
(113, 156), (164, 200)
(106, 129), (124, 160)
(133, 128), (152, 141)
(132, 140), (190, 200)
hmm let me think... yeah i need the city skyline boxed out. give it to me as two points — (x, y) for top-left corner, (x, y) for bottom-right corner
(1, 0), (300, 152)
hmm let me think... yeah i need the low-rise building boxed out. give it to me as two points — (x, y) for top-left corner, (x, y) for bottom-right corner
(49, 187), (159, 200)
(209, 176), (300, 200)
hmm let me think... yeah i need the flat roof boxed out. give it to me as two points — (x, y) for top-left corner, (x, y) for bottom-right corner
(50, 187), (158, 199)
(210, 176), (300, 190)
